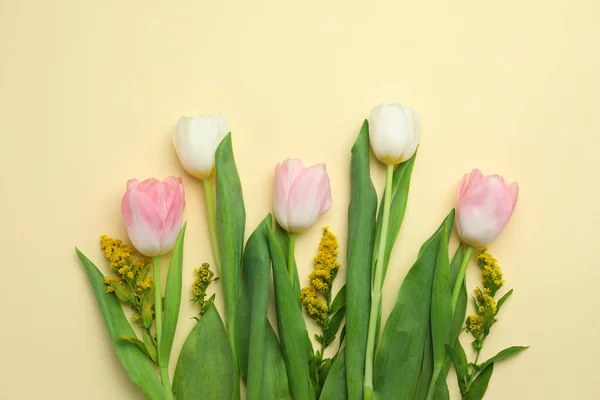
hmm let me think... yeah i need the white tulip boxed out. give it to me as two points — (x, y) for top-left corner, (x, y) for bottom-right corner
(368, 102), (421, 165)
(173, 114), (230, 179)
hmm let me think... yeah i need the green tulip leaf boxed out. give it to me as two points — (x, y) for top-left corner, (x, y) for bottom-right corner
(235, 216), (289, 400)
(159, 224), (186, 368)
(345, 121), (378, 400)
(172, 305), (236, 400)
(373, 210), (455, 400)
(215, 132), (246, 332)
(75, 249), (166, 400)
(445, 343), (468, 396)
(267, 217), (315, 399)
(371, 152), (417, 288)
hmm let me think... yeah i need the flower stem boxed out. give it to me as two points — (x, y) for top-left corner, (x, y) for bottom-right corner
(466, 339), (485, 393)
(288, 232), (296, 283)
(152, 256), (173, 400)
(451, 246), (474, 313)
(203, 178), (222, 276)
(363, 164), (394, 400)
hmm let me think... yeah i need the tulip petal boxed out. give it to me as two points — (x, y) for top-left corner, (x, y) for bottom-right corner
(400, 108), (421, 161)
(122, 189), (162, 256)
(456, 173), (516, 247)
(273, 159), (305, 230)
(174, 115), (219, 179)
(161, 178), (185, 253)
(286, 164), (331, 233)
(509, 181), (519, 211)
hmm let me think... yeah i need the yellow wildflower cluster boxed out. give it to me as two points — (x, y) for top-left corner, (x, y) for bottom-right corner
(301, 227), (341, 327)
(309, 227), (341, 294)
(466, 248), (506, 342)
(466, 315), (484, 339)
(301, 287), (329, 326)
(192, 263), (214, 313)
(100, 235), (154, 328)
(475, 288), (497, 315)
(477, 247), (504, 296)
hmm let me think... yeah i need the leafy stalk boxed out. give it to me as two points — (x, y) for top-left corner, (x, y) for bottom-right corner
(363, 163), (394, 400)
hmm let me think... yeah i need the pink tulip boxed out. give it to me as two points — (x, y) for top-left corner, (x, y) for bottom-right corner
(121, 177), (185, 256)
(455, 169), (519, 247)
(273, 159), (332, 233)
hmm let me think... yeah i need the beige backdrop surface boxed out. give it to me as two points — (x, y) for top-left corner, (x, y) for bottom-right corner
(1, 0), (598, 399)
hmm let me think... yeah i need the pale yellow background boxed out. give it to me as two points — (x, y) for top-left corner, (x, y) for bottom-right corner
(1, 0), (598, 399)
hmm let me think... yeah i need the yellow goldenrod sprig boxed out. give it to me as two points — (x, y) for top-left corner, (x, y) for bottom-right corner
(192, 263), (215, 315)
(465, 247), (506, 347)
(301, 227), (345, 396)
(100, 235), (155, 329)
(301, 227), (341, 326)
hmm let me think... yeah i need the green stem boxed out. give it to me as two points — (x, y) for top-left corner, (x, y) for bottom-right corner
(425, 367), (442, 400)
(203, 178), (222, 275)
(152, 257), (173, 400)
(363, 164), (394, 400)
(451, 246), (474, 313)
(466, 338), (485, 392)
(288, 232), (296, 282)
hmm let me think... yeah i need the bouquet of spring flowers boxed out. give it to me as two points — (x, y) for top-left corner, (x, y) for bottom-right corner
(75, 103), (527, 400)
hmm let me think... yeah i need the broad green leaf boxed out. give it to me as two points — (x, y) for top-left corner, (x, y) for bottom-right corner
(235, 216), (289, 400)
(477, 346), (528, 373)
(371, 152), (417, 287)
(434, 246), (468, 397)
(320, 349), (348, 400)
(338, 325), (346, 352)
(160, 224), (186, 368)
(261, 323), (290, 400)
(495, 289), (513, 314)
(215, 133), (246, 333)
(429, 224), (452, 400)
(173, 305), (235, 400)
(323, 306), (346, 347)
(330, 285), (346, 314)
(431, 224), (451, 370)
(373, 210), (455, 400)
(267, 220), (315, 400)
(272, 221), (302, 302)
(345, 121), (378, 400)
(445, 343), (468, 396)
(465, 363), (494, 400)
(412, 329), (433, 400)
(75, 249), (166, 400)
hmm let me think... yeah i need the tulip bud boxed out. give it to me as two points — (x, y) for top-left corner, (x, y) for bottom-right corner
(121, 177), (185, 257)
(368, 102), (421, 165)
(173, 114), (229, 179)
(273, 159), (332, 234)
(455, 169), (519, 247)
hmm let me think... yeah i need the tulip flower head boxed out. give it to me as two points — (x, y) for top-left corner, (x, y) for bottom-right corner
(121, 177), (185, 256)
(273, 159), (332, 234)
(455, 169), (519, 247)
(173, 113), (229, 179)
(368, 102), (421, 165)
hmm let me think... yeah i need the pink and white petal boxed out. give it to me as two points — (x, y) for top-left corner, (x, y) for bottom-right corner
(127, 179), (140, 191)
(286, 166), (330, 232)
(124, 190), (162, 256)
(508, 181), (519, 211)
(456, 173), (470, 203)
